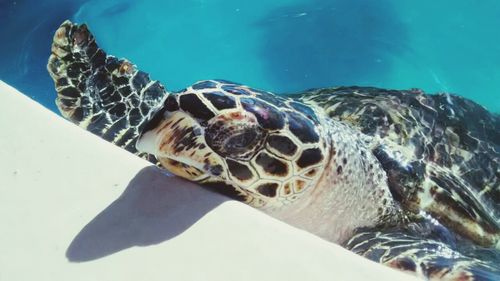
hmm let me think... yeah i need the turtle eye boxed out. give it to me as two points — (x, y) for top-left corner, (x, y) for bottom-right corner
(224, 129), (259, 151)
(205, 112), (266, 161)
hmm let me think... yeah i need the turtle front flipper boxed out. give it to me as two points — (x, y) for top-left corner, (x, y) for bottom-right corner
(47, 20), (166, 157)
(346, 224), (500, 281)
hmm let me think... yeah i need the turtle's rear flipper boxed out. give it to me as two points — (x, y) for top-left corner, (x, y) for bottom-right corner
(47, 20), (166, 156)
(346, 225), (500, 281)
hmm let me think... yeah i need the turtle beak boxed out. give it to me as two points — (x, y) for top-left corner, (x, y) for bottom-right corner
(136, 107), (167, 156)
(136, 110), (227, 181)
(136, 125), (160, 156)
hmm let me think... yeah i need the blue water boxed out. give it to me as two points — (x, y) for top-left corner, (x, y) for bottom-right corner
(1, 0), (499, 112)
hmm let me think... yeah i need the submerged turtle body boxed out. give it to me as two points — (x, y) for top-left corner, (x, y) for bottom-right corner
(48, 21), (500, 280)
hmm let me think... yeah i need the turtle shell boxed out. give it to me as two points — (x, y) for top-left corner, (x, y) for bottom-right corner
(294, 86), (500, 247)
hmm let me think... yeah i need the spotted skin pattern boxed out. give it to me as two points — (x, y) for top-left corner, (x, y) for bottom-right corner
(47, 21), (500, 280)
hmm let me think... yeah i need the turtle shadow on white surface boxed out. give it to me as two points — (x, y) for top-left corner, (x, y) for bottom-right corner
(66, 166), (229, 262)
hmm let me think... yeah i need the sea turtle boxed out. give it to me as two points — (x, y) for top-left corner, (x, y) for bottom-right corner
(47, 21), (500, 280)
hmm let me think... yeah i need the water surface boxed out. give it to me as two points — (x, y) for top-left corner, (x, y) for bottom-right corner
(1, 0), (499, 112)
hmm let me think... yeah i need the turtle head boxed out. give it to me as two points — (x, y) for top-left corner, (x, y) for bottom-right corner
(137, 80), (329, 209)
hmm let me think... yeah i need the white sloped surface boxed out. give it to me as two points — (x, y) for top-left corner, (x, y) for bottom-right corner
(0, 81), (418, 281)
